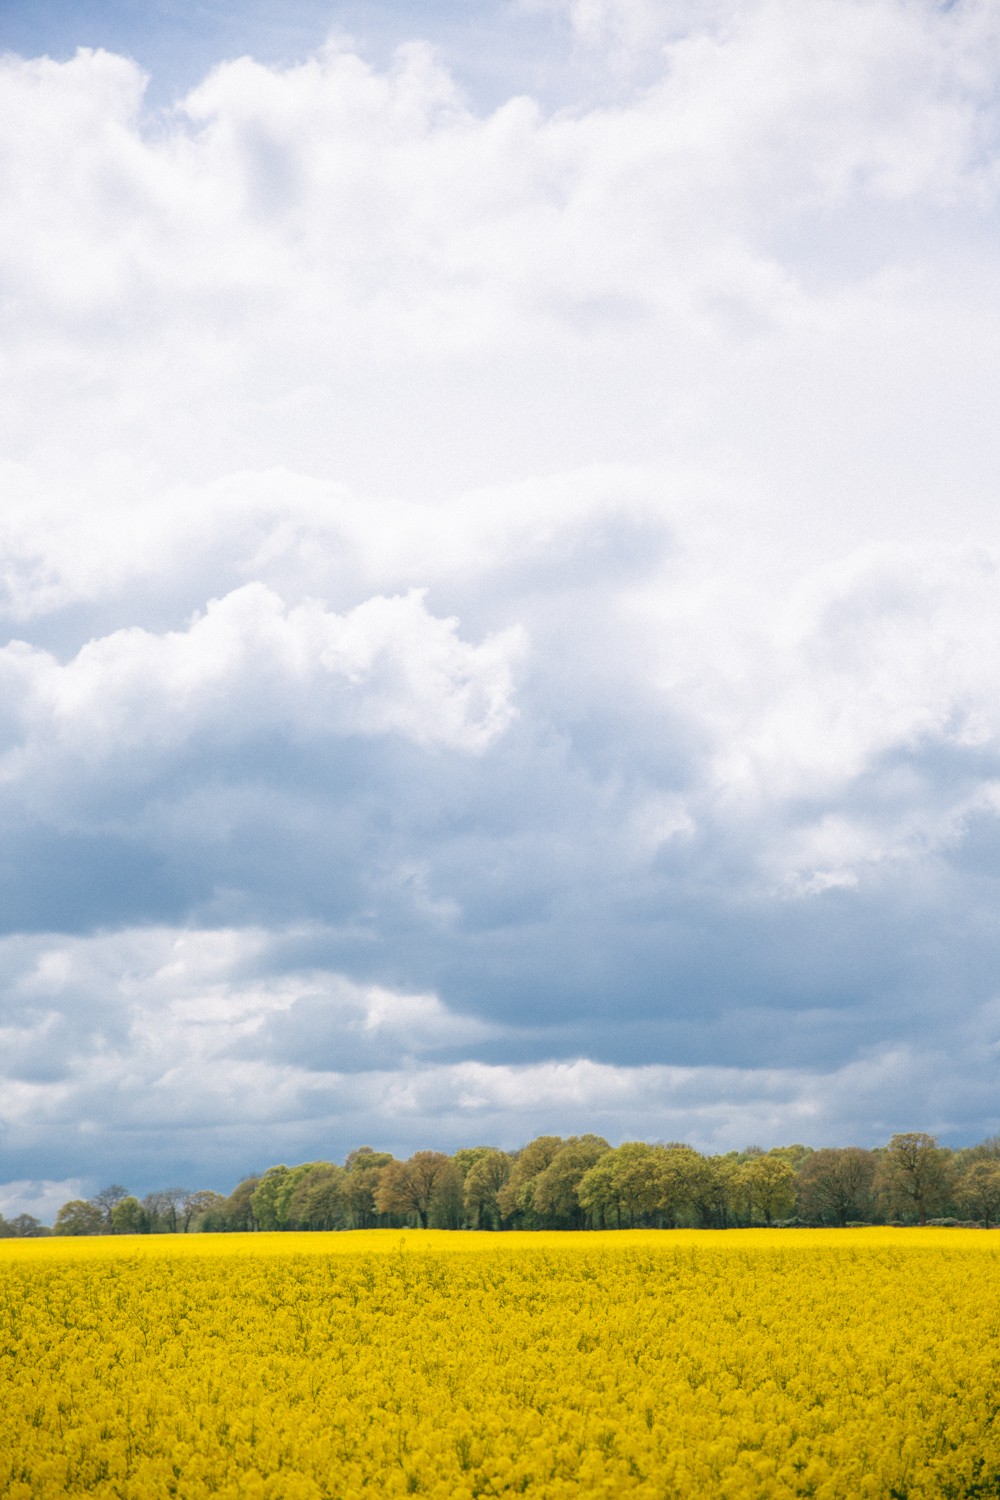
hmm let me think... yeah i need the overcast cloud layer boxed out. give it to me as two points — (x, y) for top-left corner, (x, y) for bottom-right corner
(3, 0), (1000, 1213)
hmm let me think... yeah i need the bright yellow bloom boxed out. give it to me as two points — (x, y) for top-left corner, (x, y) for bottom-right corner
(0, 1229), (998, 1496)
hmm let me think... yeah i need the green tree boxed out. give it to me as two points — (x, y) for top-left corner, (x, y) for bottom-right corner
(427, 1160), (465, 1229)
(250, 1166), (292, 1231)
(3, 1213), (48, 1238)
(605, 1142), (663, 1226)
(463, 1149), (512, 1230)
(796, 1147), (876, 1226)
(875, 1133), (955, 1225)
(287, 1164), (347, 1230)
(182, 1191), (227, 1232)
(214, 1176), (262, 1232)
(530, 1136), (610, 1227)
(735, 1153), (797, 1226)
(343, 1149), (394, 1228)
(649, 1145), (710, 1228)
(576, 1152), (620, 1228)
(958, 1160), (1000, 1226)
(496, 1137), (565, 1227)
(688, 1155), (735, 1228)
(110, 1196), (149, 1234)
(54, 1199), (104, 1236)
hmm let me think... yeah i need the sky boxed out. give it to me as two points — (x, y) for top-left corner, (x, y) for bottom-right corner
(2, 0), (1000, 1220)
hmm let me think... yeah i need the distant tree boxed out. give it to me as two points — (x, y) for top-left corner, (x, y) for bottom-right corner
(215, 1176), (261, 1232)
(252, 1165), (338, 1231)
(345, 1147), (394, 1172)
(343, 1150), (394, 1228)
(689, 1155), (735, 1228)
(875, 1134), (955, 1225)
(797, 1148), (876, 1226)
(960, 1134), (1000, 1163)
(600, 1143), (661, 1227)
(464, 1150), (513, 1230)
(579, 1143), (735, 1229)
(735, 1153), (797, 1226)
(374, 1151), (454, 1229)
(287, 1164), (347, 1231)
(958, 1160), (1000, 1226)
(577, 1152), (620, 1228)
(452, 1146), (496, 1181)
(249, 1167), (293, 1231)
(496, 1137), (566, 1227)
(110, 1196), (149, 1235)
(530, 1136), (610, 1227)
(649, 1145), (711, 1228)
(182, 1191), (227, 1233)
(4, 1213), (48, 1238)
(54, 1200), (104, 1236)
(143, 1188), (189, 1234)
(771, 1144), (814, 1171)
(92, 1185), (129, 1230)
(427, 1160), (465, 1229)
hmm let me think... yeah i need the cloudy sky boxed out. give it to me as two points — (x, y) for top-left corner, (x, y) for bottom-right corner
(2, 0), (1000, 1217)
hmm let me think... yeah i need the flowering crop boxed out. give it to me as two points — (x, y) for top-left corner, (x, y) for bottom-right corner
(1, 1229), (999, 1497)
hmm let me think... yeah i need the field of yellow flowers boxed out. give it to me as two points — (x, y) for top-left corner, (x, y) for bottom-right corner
(1, 1228), (999, 1498)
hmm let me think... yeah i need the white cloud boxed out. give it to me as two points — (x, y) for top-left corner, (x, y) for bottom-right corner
(0, 583), (523, 795)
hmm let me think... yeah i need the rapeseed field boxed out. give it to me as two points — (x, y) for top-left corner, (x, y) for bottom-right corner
(1, 1229), (998, 1498)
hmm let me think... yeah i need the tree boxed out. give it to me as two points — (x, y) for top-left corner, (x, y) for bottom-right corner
(496, 1137), (565, 1226)
(252, 1164), (335, 1231)
(287, 1165), (347, 1231)
(530, 1136), (610, 1227)
(427, 1160), (465, 1229)
(688, 1155), (734, 1229)
(216, 1176), (261, 1232)
(182, 1191), (226, 1232)
(250, 1166), (293, 1231)
(960, 1134), (1000, 1163)
(2, 1214), (48, 1238)
(958, 1160), (1000, 1226)
(875, 1133), (955, 1225)
(648, 1145), (709, 1228)
(578, 1142), (705, 1229)
(577, 1152), (620, 1228)
(464, 1150), (512, 1229)
(54, 1199), (104, 1236)
(92, 1184), (129, 1230)
(143, 1188), (189, 1233)
(110, 1196), (149, 1234)
(601, 1143), (662, 1227)
(374, 1151), (455, 1228)
(796, 1148), (876, 1227)
(735, 1153), (797, 1226)
(343, 1150), (394, 1228)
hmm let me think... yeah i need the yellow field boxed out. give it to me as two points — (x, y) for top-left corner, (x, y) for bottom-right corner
(1, 1229), (999, 1498)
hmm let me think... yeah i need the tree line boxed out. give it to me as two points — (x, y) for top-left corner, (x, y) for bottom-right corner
(6, 1131), (997, 1238)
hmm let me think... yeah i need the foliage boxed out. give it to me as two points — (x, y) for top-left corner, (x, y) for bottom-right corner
(43, 1129), (1000, 1237)
(875, 1132), (956, 1225)
(796, 1147), (875, 1227)
(52, 1200), (104, 1236)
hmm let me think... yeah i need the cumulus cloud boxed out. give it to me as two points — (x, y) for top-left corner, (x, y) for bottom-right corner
(0, 582), (522, 780)
(2, 0), (1000, 1197)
